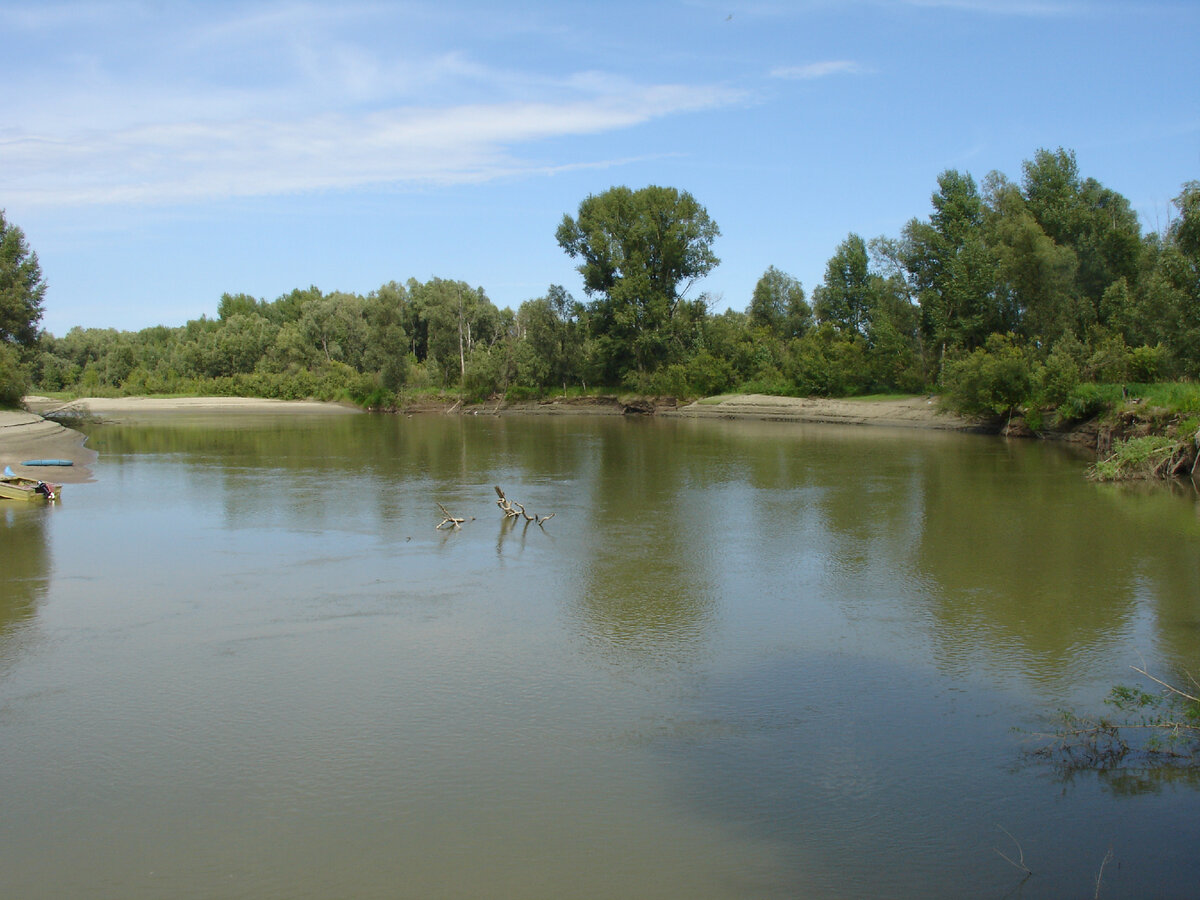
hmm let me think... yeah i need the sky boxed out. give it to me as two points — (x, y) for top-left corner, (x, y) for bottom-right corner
(2, 0), (1198, 337)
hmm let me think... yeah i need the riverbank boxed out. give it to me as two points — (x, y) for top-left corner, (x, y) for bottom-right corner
(0, 409), (98, 483)
(1, 397), (362, 482)
(667, 393), (981, 429)
(415, 392), (983, 430)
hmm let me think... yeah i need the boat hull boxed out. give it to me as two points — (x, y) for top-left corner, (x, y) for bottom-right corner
(0, 476), (62, 503)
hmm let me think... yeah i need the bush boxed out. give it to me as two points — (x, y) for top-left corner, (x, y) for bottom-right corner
(1128, 344), (1169, 383)
(0, 342), (29, 407)
(1038, 337), (1083, 406)
(940, 333), (1035, 418)
(1090, 435), (1185, 481)
(1056, 383), (1119, 424)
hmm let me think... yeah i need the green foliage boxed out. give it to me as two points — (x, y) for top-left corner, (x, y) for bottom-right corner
(749, 266), (810, 337)
(1089, 434), (1183, 481)
(22, 167), (1200, 421)
(0, 210), (46, 348)
(1055, 382), (1120, 424)
(0, 340), (29, 407)
(939, 333), (1035, 418)
(1034, 667), (1200, 772)
(784, 326), (873, 397)
(1037, 335), (1083, 406)
(1127, 344), (1168, 382)
(814, 233), (872, 336)
(557, 185), (719, 378)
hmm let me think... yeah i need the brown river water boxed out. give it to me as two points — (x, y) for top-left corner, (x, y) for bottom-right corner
(1, 412), (1198, 898)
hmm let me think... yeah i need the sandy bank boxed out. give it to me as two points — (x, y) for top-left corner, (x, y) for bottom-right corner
(26, 396), (363, 418)
(0, 410), (98, 483)
(667, 394), (980, 430)
(457, 393), (980, 430)
(2, 397), (362, 484)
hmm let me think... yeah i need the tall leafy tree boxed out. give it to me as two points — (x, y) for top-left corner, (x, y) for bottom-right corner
(556, 185), (719, 379)
(984, 174), (1078, 345)
(1020, 147), (1142, 324)
(1142, 182), (1200, 374)
(814, 233), (873, 337)
(408, 278), (499, 384)
(902, 170), (1007, 358)
(515, 285), (583, 390)
(749, 265), (810, 338)
(0, 210), (46, 348)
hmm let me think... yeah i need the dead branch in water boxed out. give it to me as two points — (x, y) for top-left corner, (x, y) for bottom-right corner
(435, 502), (470, 530)
(494, 486), (556, 527)
(993, 824), (1032, 876)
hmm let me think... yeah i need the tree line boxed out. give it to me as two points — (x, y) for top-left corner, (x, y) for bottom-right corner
(3, 148), (1198, 418)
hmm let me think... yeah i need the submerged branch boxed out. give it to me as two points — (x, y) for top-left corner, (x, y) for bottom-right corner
(494, 486), (556, 527)
(1027, 665), (1200, 773)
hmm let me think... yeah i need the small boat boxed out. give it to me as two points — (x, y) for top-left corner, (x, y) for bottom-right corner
(0, 474), (62, 503)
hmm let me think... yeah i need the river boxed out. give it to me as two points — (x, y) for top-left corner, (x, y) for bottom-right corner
(1, 411), (1198, 898)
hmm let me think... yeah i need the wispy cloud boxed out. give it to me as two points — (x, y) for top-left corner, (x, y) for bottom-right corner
(770, 60), (869, 80)
(0, 83), (742, 206)
(0, 1), (747, 207)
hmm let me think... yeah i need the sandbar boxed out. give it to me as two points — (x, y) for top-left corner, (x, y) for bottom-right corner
(2, 396), (362, 483)
(666, 393), (977, 430)
(1, 393), (975, 485)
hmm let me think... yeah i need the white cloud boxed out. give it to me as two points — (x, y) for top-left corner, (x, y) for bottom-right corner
(0, 83), (743, 207)
(770, 60), (869, 80)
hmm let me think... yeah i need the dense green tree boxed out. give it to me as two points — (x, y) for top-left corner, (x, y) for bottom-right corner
(0, 211), (46, 349)
(902, 170), (1008, 358)
(556, 185), (719, 379)
(0, 341), (28, 406)
(217, 292), (263, 322)
(1144, 183), (1200, 373)
(1173, 181), (1200, 260)
(362, 281), (411, 392)
(984, 175), (1078, 344)
(1019, 147), (1142, 328)
(814, 233), (873, 337)
(749, 266), (810, 337)
(515, 285), (583, 391)
(409, 278), (499, 385)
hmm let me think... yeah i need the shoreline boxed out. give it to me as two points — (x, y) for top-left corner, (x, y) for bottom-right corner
(1, 396), (363, 483)
(2, 393), (980, 485)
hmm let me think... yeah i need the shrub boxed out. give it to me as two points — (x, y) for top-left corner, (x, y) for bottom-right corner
(1127, 345), (1169, 383)
(0, 342), (29, 407)
(1090, 435), (1185, 481)
(1056, 383), (1117, 424)
(1039, 337), (1083, 406)
(939, 333), (1035, 418)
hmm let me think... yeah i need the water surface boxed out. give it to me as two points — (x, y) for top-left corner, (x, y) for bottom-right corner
(2, 412), (1198, 898)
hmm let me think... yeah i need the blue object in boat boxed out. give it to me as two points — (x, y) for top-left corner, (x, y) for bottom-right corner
(20, 459), (74, 467)
(3, 465), (14, 477)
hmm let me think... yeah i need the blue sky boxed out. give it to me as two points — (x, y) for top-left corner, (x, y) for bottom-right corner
(3, 0), (1198, 337)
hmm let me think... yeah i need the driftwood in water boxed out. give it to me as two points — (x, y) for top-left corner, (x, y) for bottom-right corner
(435, 502), (470, 530)
(494, 486), (556, 527)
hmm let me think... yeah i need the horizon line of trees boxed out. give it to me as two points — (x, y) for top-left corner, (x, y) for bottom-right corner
(6, 147), (1200, 418)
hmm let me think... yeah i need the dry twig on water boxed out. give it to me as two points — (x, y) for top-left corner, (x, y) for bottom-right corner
(994, 824), (1032, 876)
(494, 486), (556, 527)
(435, 502), (468, 530)
(1094, 846), (1114, 899)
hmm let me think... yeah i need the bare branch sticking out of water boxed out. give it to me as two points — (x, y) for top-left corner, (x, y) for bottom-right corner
(494, 486), (556, 527)
(435, 502), (470, 530)
(994, 824), (1032, 875)
(1094, 846), (1114, 899)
